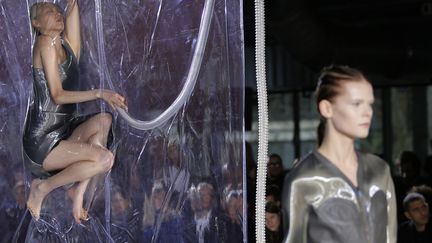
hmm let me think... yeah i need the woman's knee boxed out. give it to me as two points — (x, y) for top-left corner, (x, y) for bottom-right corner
(97, 149), (114, 172)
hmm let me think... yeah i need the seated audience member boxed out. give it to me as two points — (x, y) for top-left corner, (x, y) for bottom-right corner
(266, 184), (281, 207)
(224, 189), (242, 226)
(265, 201), (283, 243)
(267, 154), (286, 190)
(165, 140), (190, 194)
(394, 151), (429, 223)
(184, 182), (223, 243)
(399, 151), (428, 187)
(409, 185), (432, 212)
(142, 181), (184, 243)
(110, 186), (141, 242)
(398, 192), (432, 243)
(221, 189), (243, 242)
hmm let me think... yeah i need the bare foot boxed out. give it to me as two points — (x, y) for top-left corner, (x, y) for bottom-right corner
(67, 186), (87, 224)
(26, 179), (46, 220)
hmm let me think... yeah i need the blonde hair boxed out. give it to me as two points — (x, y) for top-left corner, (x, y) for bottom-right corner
(30, 2), (52, 20)
(30, 3), (48, 34)
(30, 2), (60, 33)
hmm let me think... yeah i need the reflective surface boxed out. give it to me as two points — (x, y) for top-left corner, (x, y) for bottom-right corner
(0, 0), (245, 242)
(282, 151), (397, 243)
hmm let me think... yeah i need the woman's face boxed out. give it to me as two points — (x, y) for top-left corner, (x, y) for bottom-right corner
(112, 192), (128, 215)
(227, 198), (239, 223)
(199, 186), (213, 210)
(153, 190), (166, 210)
(325, 80), (374, 139)
(34, 4), (64, 32)
(265, 212), (281, 232)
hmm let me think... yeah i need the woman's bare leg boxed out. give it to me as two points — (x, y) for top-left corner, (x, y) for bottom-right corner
(27, 114), (114, 223)
(67, 113), (112, 146)
(66, 180), (90, 220)
(65, 113), (112, 222)
(26, 141), (113, 222)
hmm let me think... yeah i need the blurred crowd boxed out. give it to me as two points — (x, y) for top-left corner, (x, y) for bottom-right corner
(2, 139), (432, 242)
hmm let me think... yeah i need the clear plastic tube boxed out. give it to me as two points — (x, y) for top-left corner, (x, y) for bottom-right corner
(114, 0), (215, 130)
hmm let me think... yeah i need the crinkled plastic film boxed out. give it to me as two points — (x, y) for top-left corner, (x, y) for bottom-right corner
(0, 0), (245, 242)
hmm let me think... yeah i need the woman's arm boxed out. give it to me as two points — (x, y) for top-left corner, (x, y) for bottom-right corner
(40, 39), (127, 110)
(64, 0), (81, 60)
(385, 166), (397, 243)
(282, 178), (308, 243)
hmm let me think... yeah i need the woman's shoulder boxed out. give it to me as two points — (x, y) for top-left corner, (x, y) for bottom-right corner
(294, 152), (318, 168)
(33, 36), (59, 55)
(358, 152), (391, 172)
(32, 37), (54, 67)
(284, 152), (321, 182)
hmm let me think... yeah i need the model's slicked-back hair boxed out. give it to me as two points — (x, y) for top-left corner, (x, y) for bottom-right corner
(315, 65), (368, 146)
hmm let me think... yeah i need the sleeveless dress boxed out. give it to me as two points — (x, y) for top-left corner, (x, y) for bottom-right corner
(23, 40), (82, 178)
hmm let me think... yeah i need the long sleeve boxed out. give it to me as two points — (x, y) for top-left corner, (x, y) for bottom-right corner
(282, 179), (310, 243)
(281, 151), (394, 243)
(385, 166), (397, 243)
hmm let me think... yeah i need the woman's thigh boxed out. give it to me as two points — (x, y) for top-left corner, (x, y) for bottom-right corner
(42, 140), (109, 171)
(68, 113), (112, 143)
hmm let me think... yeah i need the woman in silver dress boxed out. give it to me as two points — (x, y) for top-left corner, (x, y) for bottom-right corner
(282, 65), (397, 243)
(24, 0), (127, 224)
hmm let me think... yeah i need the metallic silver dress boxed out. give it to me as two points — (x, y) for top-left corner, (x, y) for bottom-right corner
(281, 150), (397, 243)
(23, 40), (80, 178)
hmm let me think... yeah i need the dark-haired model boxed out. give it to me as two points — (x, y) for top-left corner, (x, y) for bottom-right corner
(281, 65), (396, 243)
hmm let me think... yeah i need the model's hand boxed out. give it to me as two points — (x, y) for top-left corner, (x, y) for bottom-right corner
(97, 90), (128, 111)
(66, 0), (78, 14)
(67, 0), (77, 6)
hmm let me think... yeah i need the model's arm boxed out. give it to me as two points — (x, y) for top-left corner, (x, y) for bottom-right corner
(64, 0), (81, 60)
(385, 166), (397, 243)
(40, 40), (127, 110)
(281, 179), (308, 243)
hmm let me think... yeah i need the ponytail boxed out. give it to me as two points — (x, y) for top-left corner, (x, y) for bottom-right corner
(317, 119), (326, 146)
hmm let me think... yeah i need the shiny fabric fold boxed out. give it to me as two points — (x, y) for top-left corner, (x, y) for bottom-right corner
(22, 40), (79, 178)
(282, 150), (397, 243)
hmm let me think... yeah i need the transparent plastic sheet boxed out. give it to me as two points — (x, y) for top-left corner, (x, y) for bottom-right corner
(0, 0), (245, 242)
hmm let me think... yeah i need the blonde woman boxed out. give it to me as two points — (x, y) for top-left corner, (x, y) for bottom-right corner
(24, 0), (127, 224)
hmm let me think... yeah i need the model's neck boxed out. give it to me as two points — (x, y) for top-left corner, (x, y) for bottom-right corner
(318, 132), (356, 166)
(39, 30), (62, 45)
(39, 29), (61, 38)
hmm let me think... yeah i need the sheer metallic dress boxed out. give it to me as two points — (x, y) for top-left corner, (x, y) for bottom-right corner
(23, 40), (80, 178)
(281, 150), (397, 243)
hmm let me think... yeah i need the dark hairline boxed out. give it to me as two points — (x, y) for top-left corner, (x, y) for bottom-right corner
(404, 195), (426, 211)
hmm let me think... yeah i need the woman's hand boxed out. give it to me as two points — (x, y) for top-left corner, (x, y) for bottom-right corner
(96, 90), (128, 111)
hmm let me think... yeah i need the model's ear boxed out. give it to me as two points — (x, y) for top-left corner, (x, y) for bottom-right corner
(404, 211), (412, 221)
(31, 19), (40, 30)
(318, 100), (333, 119)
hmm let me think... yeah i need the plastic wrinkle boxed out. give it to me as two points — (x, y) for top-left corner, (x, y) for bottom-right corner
(0, 0), (245, 242)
